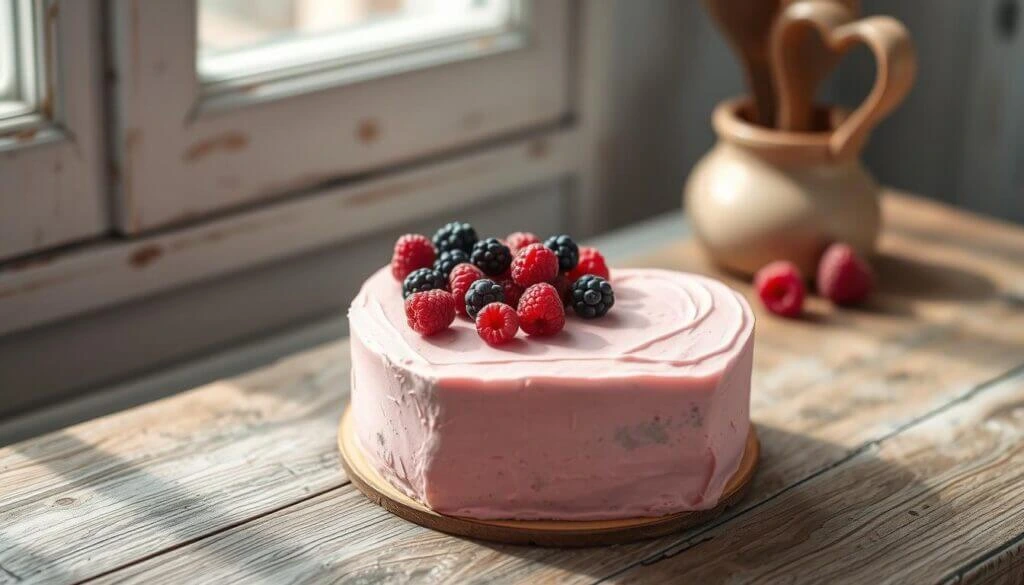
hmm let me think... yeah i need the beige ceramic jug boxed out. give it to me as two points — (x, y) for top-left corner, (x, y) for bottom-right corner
(685, 1), (916, 277)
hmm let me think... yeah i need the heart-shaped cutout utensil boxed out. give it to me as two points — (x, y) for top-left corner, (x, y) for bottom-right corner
(771, 0), (917, 158)
(775, 0), (860, 130)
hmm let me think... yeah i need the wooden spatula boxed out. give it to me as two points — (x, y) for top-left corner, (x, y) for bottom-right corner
(702, 0), (784, 127)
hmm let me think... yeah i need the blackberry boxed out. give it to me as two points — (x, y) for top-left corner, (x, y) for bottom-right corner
(402, 268), (446, 299)
(571, 275), (614, 319)
(432, 221), (478, 254)
(470, 237), (512, 276)
(544, 234), (579, 272)
(433, 249), (470, 278)
(464, 278), (505, 319)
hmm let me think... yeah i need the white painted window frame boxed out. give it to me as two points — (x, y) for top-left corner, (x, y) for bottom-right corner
(107, 0), (570, 234)
(0, 0), (107, 262)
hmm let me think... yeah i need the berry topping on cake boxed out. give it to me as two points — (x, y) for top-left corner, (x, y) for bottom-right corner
(465, 278), (505, 319)
(470, 237), (513, 276)
(568, 246), (611, 282)
(432, 221), (478, 254)
(402, 267), (446, 299)
(433, 249), (470, 279)
(817, 243), (874, 305)
(496, 276), (525, 309)
(448, 263), (485, 317)
(404, 289), (456, 336)
(510, 243), (559, 287)
(551, 273), (572, 306)
(390, 234), (436, 281)
(544, 234), (580, 272)
(571, 275), (615, 319)
(506, 231), (541, 256)
(475, 302), (519, 345)
(754, 261), (805, 318)
(517, 283), (565, 336)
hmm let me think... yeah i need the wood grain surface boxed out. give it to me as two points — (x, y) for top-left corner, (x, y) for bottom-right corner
(1, 193), (1022, 584)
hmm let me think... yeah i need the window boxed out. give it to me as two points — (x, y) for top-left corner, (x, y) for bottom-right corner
(0, 0), (106, 261)
(108, 0), (568, 233)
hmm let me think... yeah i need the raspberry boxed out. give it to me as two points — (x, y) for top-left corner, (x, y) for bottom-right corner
(517, 283), (565, 336)
(432, 221), (478, 254)
(817, 243), (874, 305)
(465, 279), (505, 319)
(434, 249), (470, 278)
(567, 246), (610, 282)
(544, 234), (580, 272)
(402, 268), (446, 299)
(754, 261), (805, 318)
(448, 263), (485, 317)
(571, 275), (614, 319)
(551, 273), (572, 306)
(506, 231), (540, 256)
(496, 276), (525, 309)
(404, 290), (456, 335)
(475, 303), (519, 345)
(470, 237), (513, 276)
(510, 243), (559, 287)
(390, 234), (436, 281)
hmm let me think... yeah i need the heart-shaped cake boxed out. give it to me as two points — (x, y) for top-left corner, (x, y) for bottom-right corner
(348, 266), (754, 520)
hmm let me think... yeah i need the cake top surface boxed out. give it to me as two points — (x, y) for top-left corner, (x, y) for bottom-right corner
(349, 267), (754, 382)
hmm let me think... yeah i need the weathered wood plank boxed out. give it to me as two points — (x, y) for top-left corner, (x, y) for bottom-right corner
(0, 342), (351, 584)
(607, 372), (1024, 584)
(946, 535), (1024, 585)
(85, 194), (1024, 585)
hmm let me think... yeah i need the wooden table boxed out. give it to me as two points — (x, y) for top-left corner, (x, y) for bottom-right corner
(2, 193), (1024, 584)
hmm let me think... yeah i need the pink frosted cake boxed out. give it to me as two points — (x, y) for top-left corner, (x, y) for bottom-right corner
(347, 266), (755, 521)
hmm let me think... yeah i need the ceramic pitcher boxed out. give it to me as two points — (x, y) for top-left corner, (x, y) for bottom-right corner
(685, 1), (916, 277)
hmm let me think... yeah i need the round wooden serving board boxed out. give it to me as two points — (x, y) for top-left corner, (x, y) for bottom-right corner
(338, 409), (759, 546)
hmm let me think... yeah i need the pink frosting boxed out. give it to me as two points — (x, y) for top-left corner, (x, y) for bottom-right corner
(348, 267), (754, 520)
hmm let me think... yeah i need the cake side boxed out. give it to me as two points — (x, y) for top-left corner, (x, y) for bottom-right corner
(348, 266), (755, 520)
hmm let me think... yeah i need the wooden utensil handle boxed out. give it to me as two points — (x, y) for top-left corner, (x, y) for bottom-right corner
(771, 1), (917, 158)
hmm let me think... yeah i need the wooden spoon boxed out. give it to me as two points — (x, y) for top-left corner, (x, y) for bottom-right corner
(773, 0), (861, 131)
(702, 0), (784, 127)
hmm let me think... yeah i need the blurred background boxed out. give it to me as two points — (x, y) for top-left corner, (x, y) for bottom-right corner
(0, 0), (1021, 432)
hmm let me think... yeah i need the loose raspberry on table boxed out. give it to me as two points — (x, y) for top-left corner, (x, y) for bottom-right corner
(817, 243), (874, 305)
(448, 263), (485, 317)
(402, 267), (446, 299)
(754, 261), (806, 318)
(571, 275), (615, 319)
(506, 231), (541, 256)
(496, 276), (525, 309)
(390, 234), (436, 281)
(470, 237), (513, 276)
(544, 234), (580, 272)
(404, 289), (456, 336)
(475, 303), (519, 345)
(432, 221), (478, 254)
(567, 246), (610, 282)
(465, 279), (505, 319)
(510, 243), (559, 287)
(433, 249), (470, 279)
(517, 283), (565, 336)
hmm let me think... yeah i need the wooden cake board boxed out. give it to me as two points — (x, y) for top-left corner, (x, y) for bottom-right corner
(338, 409), (759, 547)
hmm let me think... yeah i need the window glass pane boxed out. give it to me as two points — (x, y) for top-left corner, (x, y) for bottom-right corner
(0, 0), (37, 122)
(197, 0), (518, 84)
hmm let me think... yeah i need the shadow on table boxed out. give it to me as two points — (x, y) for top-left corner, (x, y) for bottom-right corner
(0, 426), (342, 583)
(452, 424), (939, 583)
